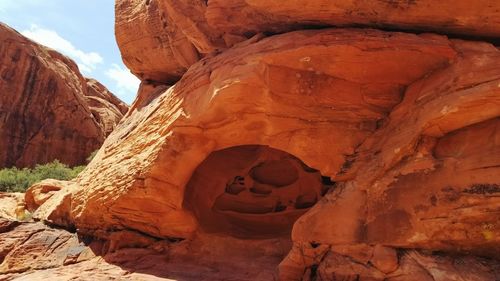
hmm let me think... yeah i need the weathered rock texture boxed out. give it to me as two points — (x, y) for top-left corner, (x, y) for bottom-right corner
(2, 1), (500, 280)
(115, 0), (500, 84)
(0, 193), (24, 221)
(185, 145), (334, 238)
(73, 28), (460, 240)
(85, 78), (129, 136)
(0, 219), (289, 280)
(115, 0), (200, 83)
(0, 23), (128, 168)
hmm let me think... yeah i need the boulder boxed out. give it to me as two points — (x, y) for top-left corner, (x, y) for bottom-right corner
(0, 222), (97, 274)
(0, 193), (25, 221)
(24, 179), (70, 212)
(20, 178), (83, 231)
(371, 245), (399, 274)
(115, 0), (200, 83)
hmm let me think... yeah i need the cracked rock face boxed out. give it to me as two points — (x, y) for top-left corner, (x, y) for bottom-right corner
(1, 1), (500, 280)
(0, 23), (128, 168)
(115, 0), (500, 84)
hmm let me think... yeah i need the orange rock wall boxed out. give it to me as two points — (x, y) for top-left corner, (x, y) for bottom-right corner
(0, 23), (128, 168)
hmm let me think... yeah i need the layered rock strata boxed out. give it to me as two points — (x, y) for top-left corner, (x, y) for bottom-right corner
(1, 1), (500, 280)
(115, 0), (500, 83)
(0, 23), (128, 168)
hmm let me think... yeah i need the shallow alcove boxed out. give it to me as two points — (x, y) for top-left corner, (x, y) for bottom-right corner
(184, 145), (335, 238)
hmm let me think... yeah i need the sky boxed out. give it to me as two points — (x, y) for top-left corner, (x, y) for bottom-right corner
(0, 0), (140, 104)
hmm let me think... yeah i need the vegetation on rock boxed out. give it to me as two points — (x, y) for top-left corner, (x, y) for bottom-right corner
(0, 160), (85, 192)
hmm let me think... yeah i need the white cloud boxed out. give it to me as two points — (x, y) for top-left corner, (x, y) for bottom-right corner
(105, 64), (140, 102)
(21, 24), (103, 74)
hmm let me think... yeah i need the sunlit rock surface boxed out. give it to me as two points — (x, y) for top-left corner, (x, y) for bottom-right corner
(115, 0), (500, 85)
(0, 23), (128, 168)
(1, 1), (499, 280)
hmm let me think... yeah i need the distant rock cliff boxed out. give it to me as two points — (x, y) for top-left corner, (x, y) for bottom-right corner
(0, 23), (128, 168)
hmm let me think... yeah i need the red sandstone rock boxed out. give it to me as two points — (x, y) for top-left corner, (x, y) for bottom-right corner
(0, 222), (98, 275)
(1, 2), (500, 280)
(24, 179), (67, 212)
(1, 224), (497, 281)
(310, 249), (500, 281)
(0, 193), (24, 221)
(285, 41), (500, 279)
(24, 27), (493, 280)
(115, 0), (199, 83)
(23, 179), (76, 229)
(0, 220), (290, 280)
(115, 0), (500, 86)
(85, 78), (128, 136)
(0, 23), (128, 168)
(71, 28), (458, 240)
(184, 145), (333, 239)
(371, 245), (399, 274)
(206, 0), (500, 39)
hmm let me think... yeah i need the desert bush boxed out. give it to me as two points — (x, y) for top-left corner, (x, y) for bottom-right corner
(0, 160), (85, 193)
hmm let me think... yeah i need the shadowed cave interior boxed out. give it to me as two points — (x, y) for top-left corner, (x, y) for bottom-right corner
(184, 145), (335, 238)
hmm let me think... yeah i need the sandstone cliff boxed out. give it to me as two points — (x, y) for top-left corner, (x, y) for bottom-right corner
(1, 1), (499, 280)
(0, 23), (128, 168)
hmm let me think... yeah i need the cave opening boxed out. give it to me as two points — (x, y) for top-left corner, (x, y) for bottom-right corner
(184, 145), (335, 239)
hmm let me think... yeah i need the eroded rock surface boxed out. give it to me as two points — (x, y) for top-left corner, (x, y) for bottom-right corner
(85, 78), (129, 136)
(2, 1), (500, 280)
(0, 221), (97, 275)
(18, 26), (494, 280)
(115, 0), (500, 85)
(285, 42), (500, 280)
(0, 219), (289, 280)
(38, 27), (495, 280)
(71, 28), (458, 240)
(0, 194), (24, 221)
(0, 23), (128, 168)
(185, 145), (333, 238)
(115, 0), (200, 83)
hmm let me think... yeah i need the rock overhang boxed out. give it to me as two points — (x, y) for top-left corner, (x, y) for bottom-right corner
(68, 28), (466, 240)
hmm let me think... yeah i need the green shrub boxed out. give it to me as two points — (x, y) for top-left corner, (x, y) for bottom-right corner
(0, 160), (85, 193)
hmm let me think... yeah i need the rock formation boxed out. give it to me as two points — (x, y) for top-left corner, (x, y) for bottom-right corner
(1, 1), (500, 280)
(185, 145), (334, 238)
(115, 0), (500, 83)
(0, 23), (128, 168)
